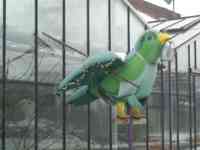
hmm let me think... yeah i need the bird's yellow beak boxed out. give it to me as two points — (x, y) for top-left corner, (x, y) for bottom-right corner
(158, 32), (171, 45)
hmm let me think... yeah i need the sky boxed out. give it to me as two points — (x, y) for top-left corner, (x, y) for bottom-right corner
(146, 0), (200, 16)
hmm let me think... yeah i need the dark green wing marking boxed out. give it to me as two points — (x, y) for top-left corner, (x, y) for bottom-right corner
(56, 51), (124, 96)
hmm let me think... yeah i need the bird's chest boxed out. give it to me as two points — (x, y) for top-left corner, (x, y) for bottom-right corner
(118, 64), (157, 97)
(118, 81), (138, 97)
(135, 64), (157, 98)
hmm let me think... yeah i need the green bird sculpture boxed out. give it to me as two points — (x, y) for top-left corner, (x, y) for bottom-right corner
(56, 30), (171, 120)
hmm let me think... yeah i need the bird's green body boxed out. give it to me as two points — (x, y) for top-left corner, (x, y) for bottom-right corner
(56, 31), (171, 118)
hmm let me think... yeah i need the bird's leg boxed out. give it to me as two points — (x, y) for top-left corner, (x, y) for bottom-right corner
(131, 107), (145, 119)
(127, 95), (145, 119)
(116, 102), (129, 120)
(131, 97), (148, 119)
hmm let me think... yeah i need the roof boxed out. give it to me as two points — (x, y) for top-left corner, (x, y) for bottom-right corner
(148, 15), (200, 49)
(129, 0), (180, 20)
(122, 0), (148, 27)
(136, 10), (155, 21)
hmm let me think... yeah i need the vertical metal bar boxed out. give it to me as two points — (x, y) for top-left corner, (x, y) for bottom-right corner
(175, 50), (180, 150)
(188, 45), (193, 150)
(2, 0), (6, 149)
(34, 0), (39, 149)
(86, 0), (91, 149)
(160, 61), (165, 150)
(86, 0), (90, 56)
(192, 76), (197, 150)
(194, 41), (197, 69)
(145, 102), (149, 150)
(108, 0), (112, 149)
(127, 6), (133, 150)
(108, 0), (111, 51)
(128, 106), (133, 150)
(62, 0), (66, 149)
(87, 104), (91, 150)
(144, 24), (149, 150)
(193, 41), (197, 150)
(168, 61), (172, 150)
(127, 7), (130, 54)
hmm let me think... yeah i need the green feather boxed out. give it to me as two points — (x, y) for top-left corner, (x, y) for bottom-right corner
(57, 31), (168, 108)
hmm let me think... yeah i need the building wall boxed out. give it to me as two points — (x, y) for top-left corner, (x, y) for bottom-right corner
(176, 35), (200, 72)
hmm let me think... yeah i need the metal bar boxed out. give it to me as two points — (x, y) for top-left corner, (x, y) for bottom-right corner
(145, 102), (149, 150)
(86, 0), (91, 149)
(192, 75), (197, 150)
(148, 14), (200, 23)
(2, 0), (6, 149)
(194, 41), (197, 69)
(62, 0), (66, 149)
(151, 22), (165, 28)
(193, 40), (197, 150)
(34, 0), (39, 149)
(173, 0), (175, 12)
(108, 0), (111, 51)
(160, 18), (185, 32)
(127, 6), (133, 150)
(87, 104), (91, 150)
(42, 32), (87, 57)
(127, 7), (130, 54)
(188, 45), (193, 150)
(144, 24), (149, 150)
(175, 50), (180, 150)
(168, 61), (172, 150)
(108, 0), (112, 149)
(175, 30), (200, 49)
(128, 106), (133, 150)
(160, 61), (165, 150)
(109, 92), (113, 150)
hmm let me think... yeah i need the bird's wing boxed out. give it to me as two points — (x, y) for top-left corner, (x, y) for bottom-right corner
(56, 51), (125, 95)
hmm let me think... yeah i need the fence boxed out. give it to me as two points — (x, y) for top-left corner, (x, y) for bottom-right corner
(1, 0), (200, 150)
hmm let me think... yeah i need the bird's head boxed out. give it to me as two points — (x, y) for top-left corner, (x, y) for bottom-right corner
(136, 30), (171, 64)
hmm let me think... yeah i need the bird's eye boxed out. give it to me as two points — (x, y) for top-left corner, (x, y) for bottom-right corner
(147, 35), (152, 41)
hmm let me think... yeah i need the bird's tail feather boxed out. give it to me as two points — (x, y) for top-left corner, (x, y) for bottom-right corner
(67, 86), (96, 106)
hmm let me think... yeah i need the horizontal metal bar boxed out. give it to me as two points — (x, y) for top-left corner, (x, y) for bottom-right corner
(42, 32), (87, 57)
(160, 18), (186, 31)
(192, 72), (200, 76)
(148, 14), (200, 23)
(175, 30), (200, 49)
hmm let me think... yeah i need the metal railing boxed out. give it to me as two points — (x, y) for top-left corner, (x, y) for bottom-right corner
(1, 0), (200, 150)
